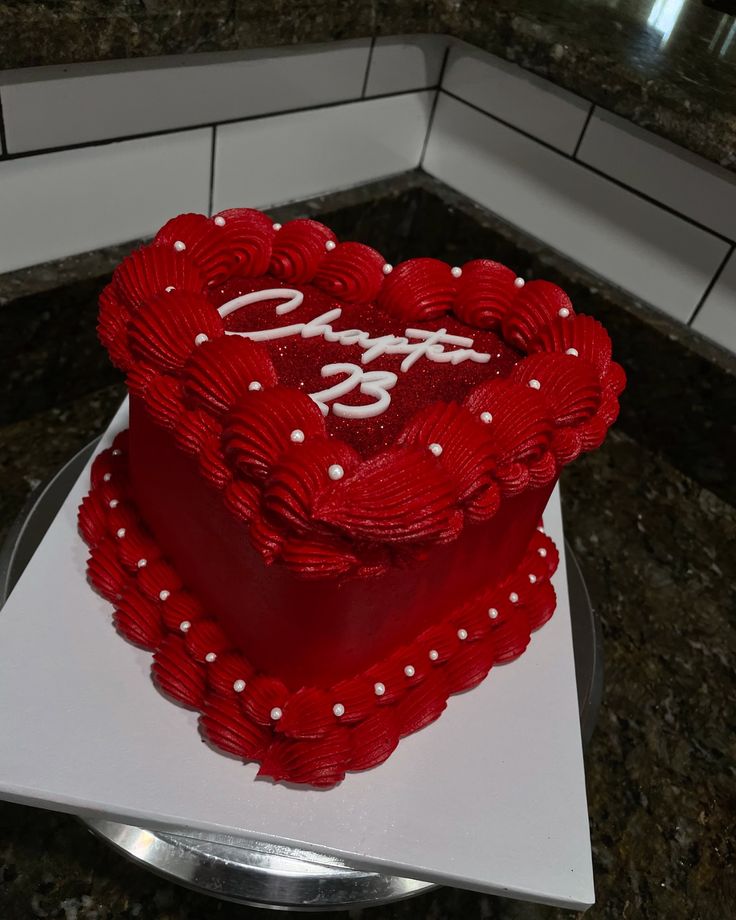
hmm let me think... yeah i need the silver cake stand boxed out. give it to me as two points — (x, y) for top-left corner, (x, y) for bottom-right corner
(0, 440), (602, 911)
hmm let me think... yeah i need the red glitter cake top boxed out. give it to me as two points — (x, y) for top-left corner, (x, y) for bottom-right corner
(98, 208), (625, 579)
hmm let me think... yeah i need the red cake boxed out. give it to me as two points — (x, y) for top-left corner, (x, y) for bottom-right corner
(78, 208), (624, 787)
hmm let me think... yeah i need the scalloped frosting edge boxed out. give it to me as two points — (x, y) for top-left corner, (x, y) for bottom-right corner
(80, 435), (560, 788)
(97, 208), (625, 578)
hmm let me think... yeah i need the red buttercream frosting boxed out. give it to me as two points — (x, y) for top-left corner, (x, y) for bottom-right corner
(183, 336), (278, 417)
(454, 259), (518, 329)
(313, 241), (386, 303)
(378, 257), (457, 322)
(79, 436), (560, 787)
(83, 207), (625, 786)
(269, 218), (335, 282)
(155, 209), (275, 283)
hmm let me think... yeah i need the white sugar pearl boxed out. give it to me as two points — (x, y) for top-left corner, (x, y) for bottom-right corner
(213, 215), (226, 227)
(514, 277), (525, 288)
(429, 649), (439, 661)
(528, 573), (537, 584)
(272, 222), (282, 231)
(270, 707), (283, 720)
(404, 665), (415, 677)
(428, 442), (443, 457)
(194, 333), (209, 346)
(528, 378), (541, 390)
(165, 285), (176, 293)
(136, 558), (147, 569)
(328, 464), (344, 481)
(233, 679), (246, 693)
(290, 429), (305, 443)
(538, 547), (548, 558)
(103, 473), (112, 482)
(248, 381), (263, 392)
(509, 592), (519, 604)
(457, 628), (468, 641)
(566, 347), (579, 356)
(112, 449), (122, 457)
(558, 307), (570, 318)
(480, 411), (493, 424)
(374, 682), (386, 697)
(108, 499), (119, 509)
(116, 527), (126, 539)
(179, 620), (191, 633)
(451, 266), (463, 278)
(382, 263), (393, 275)
(488, 607), (499, 619)
(159, 590), (170, 602)
(333, 703), (345, 718)
(325, 240), (337, 251)
(174, 240), (186, 252)
(205, 652), (217, 663)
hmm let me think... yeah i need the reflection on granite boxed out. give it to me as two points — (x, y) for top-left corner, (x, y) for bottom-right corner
(1, 426), (733, 920)
(1, 172), (735, 919)
(2, 1), (736, 170)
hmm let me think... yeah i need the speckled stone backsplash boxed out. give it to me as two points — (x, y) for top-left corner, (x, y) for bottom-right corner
(1, 171), (734, 920)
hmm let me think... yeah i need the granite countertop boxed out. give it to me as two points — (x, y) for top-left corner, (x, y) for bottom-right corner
(1, 1), (735, 171)
(0, 173), (734, 918)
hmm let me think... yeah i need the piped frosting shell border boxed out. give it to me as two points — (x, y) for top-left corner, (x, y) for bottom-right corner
(97, 208), (625, 579)
(80, 434), (560, 788)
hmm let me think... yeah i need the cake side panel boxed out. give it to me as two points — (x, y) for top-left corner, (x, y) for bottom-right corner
(129, 397), (555, 690)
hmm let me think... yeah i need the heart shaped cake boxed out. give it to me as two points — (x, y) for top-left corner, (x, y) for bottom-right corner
(79, 208), (624, 787)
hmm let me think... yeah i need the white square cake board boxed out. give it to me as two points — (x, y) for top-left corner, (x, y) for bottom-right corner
(0, 402), (594, 910)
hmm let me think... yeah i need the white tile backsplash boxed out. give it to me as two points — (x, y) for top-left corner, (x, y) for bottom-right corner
(423, 94), (729, 323)
(213, 91), (432, 211)
(0, 41), (371, 154)
(442, 44), (590, 155)
(577, 108), (736, 241)
(691, 251), (736, 353)
(0, 128), (211, 273)
(364, 35), (446, 96)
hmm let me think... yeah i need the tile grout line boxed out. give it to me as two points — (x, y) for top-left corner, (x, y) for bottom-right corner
(419, 44), (451, 169)
(0, 86), (434, 163)
(361, 37), (376, 98)
(207, 125), (217, 216)
(572, 103), (595, 160)
(440, 89), (735, 247)
(687, 244), (733, 325)
(0, 91), (8, 156)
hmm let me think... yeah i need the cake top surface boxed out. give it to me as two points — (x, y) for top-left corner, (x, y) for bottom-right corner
(214, 275), (522, 455)
(98, 208), (625, 579)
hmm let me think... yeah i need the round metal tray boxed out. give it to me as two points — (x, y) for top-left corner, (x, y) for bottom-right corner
(0, 440), (602, 911)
